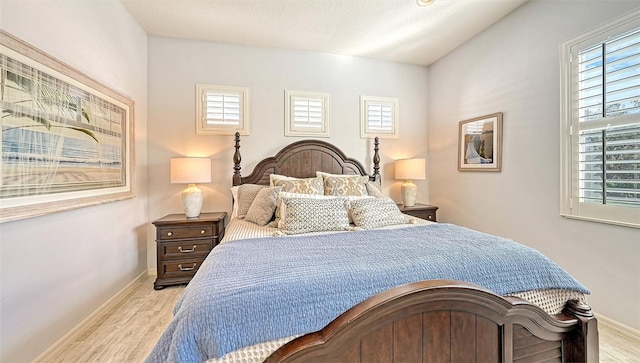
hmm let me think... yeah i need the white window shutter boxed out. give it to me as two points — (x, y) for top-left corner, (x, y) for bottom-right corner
(560, 11), (640, 228)
(285, 90), (330, 137)
(360, 96), (399, 139)
(196, 84), (249, 135)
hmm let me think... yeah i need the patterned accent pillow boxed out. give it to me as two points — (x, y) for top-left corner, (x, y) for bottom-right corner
(234, 184), (266, 219)
(278, 196), (350, 235)
(269, 174), (294, 187)
(245, 186), (283, 226)
(350, 197), (406, 229)
(365, 181), (385, 198)
(273, 176), (323, 195)
(274, 192), (337, 225)
(346, 195), (375, 223)
(317, 172), (369, 196)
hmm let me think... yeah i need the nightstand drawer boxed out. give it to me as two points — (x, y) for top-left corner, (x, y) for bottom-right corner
(157, 225), (215, 240)
(160, 240), (214, 260)
(158, 258), (203, 279)
(397, 203), (438, 222)
(408, 209), (436, 221)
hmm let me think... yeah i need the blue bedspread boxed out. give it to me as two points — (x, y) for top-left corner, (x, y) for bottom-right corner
(145, 223), (589, 363)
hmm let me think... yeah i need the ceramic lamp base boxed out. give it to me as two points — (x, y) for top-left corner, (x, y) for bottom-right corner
(181, 184), (203, 218)
(401, 180), (417, 207)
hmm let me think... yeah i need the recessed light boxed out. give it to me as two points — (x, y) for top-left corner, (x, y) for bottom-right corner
(417, 0), (434, 5)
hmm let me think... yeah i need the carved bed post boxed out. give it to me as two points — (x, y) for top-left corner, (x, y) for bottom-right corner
(233, 132), (242, 186)
(372, 137), (381, 184)
(563, 300), (599, 363)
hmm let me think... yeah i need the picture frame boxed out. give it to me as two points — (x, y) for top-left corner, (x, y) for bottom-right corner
(0, 31), (135, 223)
(458, 112), (502, 172)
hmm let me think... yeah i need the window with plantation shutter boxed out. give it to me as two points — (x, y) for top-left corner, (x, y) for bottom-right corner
(561, 11), (640, 228)
(196, 84), (249, 135)
(285, 90), (330, 137)
(360, 96), (399, 139)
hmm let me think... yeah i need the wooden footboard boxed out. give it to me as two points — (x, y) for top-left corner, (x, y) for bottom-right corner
(264, 280), (598, 363)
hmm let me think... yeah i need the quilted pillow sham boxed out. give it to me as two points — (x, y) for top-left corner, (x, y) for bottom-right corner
(349, 197), (406, 229)
(316, 171), (368, 196)
(278, 196), (350, 235)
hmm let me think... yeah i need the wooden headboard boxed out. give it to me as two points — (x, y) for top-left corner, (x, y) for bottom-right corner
(232, 132), (381, 186)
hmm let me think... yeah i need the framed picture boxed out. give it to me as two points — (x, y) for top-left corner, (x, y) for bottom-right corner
(458, 112), (502, 172)
(0, 31), (135, 223)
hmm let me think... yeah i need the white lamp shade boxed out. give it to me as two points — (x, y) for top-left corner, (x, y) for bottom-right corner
(170, 158), (212, 184)
(395, 158), (426, 181)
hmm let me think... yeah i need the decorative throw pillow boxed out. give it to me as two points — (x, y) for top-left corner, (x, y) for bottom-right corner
(244, 186), (283, 226)
(350, 197), (406, 229)
(316, 172), (369, 196)
(278, 196), (350, 235)
(345, 195), (375, 223)
(365, 181), (385, 198)
(235, 184), (267, 219)
(269, 174), (295, 187)
(273, 176), (323, 195)
(274, 192), (337, 225)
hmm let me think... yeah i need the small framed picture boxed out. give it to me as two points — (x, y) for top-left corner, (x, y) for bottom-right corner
(458, 112), (502, 172)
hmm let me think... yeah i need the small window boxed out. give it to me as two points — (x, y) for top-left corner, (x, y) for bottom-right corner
(360, 96), (399, 139)
(560, 11), (640, 228)
(285, 90), (330, 137)
(196, 84), (249, 135)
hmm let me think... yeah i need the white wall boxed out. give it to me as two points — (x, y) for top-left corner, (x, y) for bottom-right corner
(429, 0), (640, 330)
(146, 37), (430, 269)
(0, 1), (148, 361)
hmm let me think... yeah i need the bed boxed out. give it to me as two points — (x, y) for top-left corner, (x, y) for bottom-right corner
(146, 134), (598, 363)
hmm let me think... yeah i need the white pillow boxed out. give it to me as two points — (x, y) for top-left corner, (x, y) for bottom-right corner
(230, 186), (240, 219)
(349, 197), (406, 229)
(278, 196), (350, 235)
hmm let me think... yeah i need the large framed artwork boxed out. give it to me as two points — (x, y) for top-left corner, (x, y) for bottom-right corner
(458, 112), (502, 172)
(0, 31), (135, 223)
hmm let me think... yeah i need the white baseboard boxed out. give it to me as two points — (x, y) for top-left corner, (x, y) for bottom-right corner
(32, 270), (148, 363)
(597, 313), (640, 342)
(148, 267), (157, 276)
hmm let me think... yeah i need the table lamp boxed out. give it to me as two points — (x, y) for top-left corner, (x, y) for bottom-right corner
(395, 158), (425, 207)
(170, 157), (211, 218)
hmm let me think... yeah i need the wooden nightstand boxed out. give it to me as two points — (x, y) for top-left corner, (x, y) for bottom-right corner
(397, 203), (438, 222)
(152, 212), (226, 290)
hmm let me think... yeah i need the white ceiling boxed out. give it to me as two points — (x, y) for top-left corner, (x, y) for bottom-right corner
(120, 0), (528, 66)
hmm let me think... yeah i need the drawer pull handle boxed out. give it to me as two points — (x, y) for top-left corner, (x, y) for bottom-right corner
(200, 229), (206, 234)
(428, 215), (432, 220)
(167, 231), (173, 237)
(178, 263), (197, 271)
(178, 245), (197, 253)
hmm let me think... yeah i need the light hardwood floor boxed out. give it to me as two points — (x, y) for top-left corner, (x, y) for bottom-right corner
(39, 275), (640, 362)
